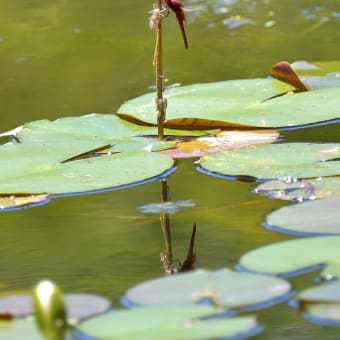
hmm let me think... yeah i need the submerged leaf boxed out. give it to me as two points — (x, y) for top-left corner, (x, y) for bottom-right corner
(254, 177), (340, 201)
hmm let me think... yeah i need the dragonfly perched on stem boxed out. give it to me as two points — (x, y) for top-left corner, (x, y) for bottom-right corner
(164, 0), (188, 49)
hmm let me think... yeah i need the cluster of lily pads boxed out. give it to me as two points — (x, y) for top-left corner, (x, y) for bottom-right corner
(0, 60), (339, 338)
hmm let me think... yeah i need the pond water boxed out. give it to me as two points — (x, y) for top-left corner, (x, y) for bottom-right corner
(0, 0), (339, 338)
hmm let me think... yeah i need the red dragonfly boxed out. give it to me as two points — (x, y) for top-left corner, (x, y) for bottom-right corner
(164, 0), (188, 49)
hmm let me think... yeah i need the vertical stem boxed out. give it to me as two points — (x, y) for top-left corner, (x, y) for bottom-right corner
(155, 0), (165, 140)
(160, 178), (172, 258)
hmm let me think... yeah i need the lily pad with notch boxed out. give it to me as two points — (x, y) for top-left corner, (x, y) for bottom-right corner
(117, 78), (340, 129)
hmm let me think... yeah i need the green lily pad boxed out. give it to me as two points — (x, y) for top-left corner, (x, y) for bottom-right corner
(198, 143), (340, 181)
(297, 280), (340, 326)
(117, 78), (340, 129)
(254, 177), (340, 201)
(264, 197), (340, 235)
(238, 236), (340, 276)
(74, 305), (261, 340)
(2, 114), (215, 141)
(117, 78), (295, 128)
(0, 146), (174, 195)
(0, 294), (111, 320)
(122, 269), (291, 310)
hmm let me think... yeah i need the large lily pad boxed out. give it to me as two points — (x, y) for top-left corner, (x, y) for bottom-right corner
(264, 197), (340, 236)
(254, 177), (340, 201)
(297, 281), (340, 326)
(238, 236), (340, 276)
(74, 305), (261, 340)
(122, 269), (291, 310)
(198, 143), (340, 181)
(117, 78), (340, 129)
(0, 145), (174, 195)
(1, 114), (215, 142)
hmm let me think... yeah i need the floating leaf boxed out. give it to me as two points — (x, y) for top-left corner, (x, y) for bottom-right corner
(122, 269), (291, 310)
(264, 197), (340, 236)
(254, 177), (340, 201)
(238, 236), (340, 276)
(160, 130), (279, 159)
(74, 305), (261, 340)
(198, 143), (340, 181)
(117, 78), (340, 129)
(0, 294), (111, 320)
(5, 114), (214, 142)
(117, 78), (296, 129)
(297, 280), (340, 326)
(0, 194), (49, 211)
(0, 143), (174, 195)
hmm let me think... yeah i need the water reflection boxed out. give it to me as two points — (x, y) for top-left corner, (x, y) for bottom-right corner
(158, 178), (196, 275)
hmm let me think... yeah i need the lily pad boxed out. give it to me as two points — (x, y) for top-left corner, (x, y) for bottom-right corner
(297, 280), (340, 326)
(117, 78), (340, 129)
(0, 294), (111, 320)
(264, 197), (340, 236)
(0, 141), (174, 195)
(198, 143), (340, 181)
(122, 269), (291, 310)
(117, 78), (295, 128)
(74, 305), (261, 340)
(2, 114), (215, 142)
(238, 236), (340, 276)
(254, 177), (340, 201)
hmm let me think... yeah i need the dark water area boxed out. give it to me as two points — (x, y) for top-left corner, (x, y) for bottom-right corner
(0, 0), (339, 339)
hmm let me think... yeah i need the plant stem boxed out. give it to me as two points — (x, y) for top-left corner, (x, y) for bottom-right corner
(155, 0), (166, 140)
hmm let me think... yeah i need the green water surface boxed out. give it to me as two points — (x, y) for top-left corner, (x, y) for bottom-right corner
(0, 0), (340, 339)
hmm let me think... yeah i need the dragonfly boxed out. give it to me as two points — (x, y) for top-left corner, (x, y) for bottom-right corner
(164, 0), (188, 49)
